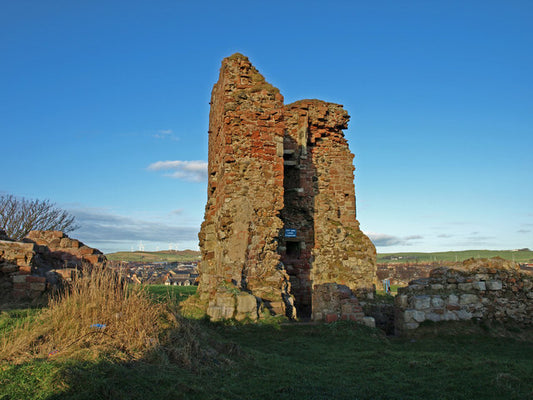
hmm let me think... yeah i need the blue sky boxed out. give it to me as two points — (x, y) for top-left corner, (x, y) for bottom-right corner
(1, 0), (532, 253)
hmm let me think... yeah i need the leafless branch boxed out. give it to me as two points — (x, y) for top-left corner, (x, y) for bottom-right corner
(0, 194), (79, 240)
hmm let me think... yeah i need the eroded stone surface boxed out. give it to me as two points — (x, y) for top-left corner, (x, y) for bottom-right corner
(184, 54), (376, 321)
(0, 230), (106, 300)
(282, 101), (376, 318)
(394, 258), (532, 334)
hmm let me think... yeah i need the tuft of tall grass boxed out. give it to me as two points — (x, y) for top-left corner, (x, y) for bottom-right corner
(0, 266), (197, 364)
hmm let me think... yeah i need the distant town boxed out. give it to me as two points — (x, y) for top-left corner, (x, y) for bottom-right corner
(108, 260), (199, 286)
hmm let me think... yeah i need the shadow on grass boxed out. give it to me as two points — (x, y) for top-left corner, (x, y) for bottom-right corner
(2, 320), (532, 400)
(2, 287), (532, 400)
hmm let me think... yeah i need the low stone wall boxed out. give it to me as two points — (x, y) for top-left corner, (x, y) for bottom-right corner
(0, 230), (106, 301)
(395, 258), (532, 334)
(0, 240), (43, 300)
(377, 262), (453, 286)
(24, 230), (106, 268)
(312, 283), (375, 326)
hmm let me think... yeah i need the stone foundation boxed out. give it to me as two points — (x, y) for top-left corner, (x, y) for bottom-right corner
(395, 258), (532, 334)
(312, 283), (375, 327)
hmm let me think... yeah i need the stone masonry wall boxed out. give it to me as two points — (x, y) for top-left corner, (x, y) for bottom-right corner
(377, 262), (452, 286)
(312, 282), (375, 327)
(395, 258), (532, 335)
(0, 230), (106, 301)
(188, 54), (376, 321)
(195, 53), (292, 320)
(282, 100), (376, 319)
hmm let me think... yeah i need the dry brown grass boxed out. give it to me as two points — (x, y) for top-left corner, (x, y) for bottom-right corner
(0, 266), (197, 364)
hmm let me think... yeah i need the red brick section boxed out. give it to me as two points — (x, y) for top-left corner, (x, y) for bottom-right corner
(194, 53), (292, 319)
(312, 283), (366, 323)
(185, 54), (376, 321)
(283, 101), (376, 311)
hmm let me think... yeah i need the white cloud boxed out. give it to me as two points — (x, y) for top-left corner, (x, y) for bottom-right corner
(365, 232), (423, 247)
(147, 160), (208, 182)
(69, 208), (199, 251)
(153, 129), (179, 141)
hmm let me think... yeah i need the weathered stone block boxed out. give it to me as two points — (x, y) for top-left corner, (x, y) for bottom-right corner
(413, 295), (431, 310)
(405, 309), (425, 323)
(236, 292), (257, 319)
(12, 275), (27, 284)
(486, 280), (503, 290)
(30, 282), (46, 291)
(426, 313), (442, 322)
(448, 294), (459, 304)
(459, 294), (479, 305)
(456, 310), (473, 320)
(458, 283), (473, 291)
(361, 316), (376, 328)
(431, 296), (445, 308)
(325, 313), (338, 323)
(396, 294), (408, 308)
(1, 264), (18, 273)
(443, 311), (459, 321)
(472, 281), (486, 291)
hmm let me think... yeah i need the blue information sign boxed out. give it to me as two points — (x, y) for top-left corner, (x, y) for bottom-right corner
(285, 229), (297, 238)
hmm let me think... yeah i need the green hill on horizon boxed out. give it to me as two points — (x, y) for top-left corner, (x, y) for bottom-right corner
(106, 249), (533, 264)
(377, 249), (533, 264)
(106, 250), (200, 263)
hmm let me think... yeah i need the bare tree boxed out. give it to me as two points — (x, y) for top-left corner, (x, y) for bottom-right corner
(0, 195), (79, 240)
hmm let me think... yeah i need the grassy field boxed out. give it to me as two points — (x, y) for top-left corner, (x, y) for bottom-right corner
(106, 249), (533, 264)
(377, 249), (533, 264)
(106, 250), (201, 262)
(1, 285), (532, 399)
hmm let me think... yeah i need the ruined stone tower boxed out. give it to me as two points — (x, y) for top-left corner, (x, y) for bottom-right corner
(185, 54), (376, 321)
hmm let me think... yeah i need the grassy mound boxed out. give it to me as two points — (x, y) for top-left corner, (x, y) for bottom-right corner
(0, 267), (199, 365)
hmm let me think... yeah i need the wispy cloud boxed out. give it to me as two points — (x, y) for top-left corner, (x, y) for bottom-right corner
(147, 160), (208, 182)
(437, 234), (454, 238)
(70, 208), (199, 247)
(517, 229), (531, 234)
(153, 129), (179, 141)
(366, 233), (423, 247)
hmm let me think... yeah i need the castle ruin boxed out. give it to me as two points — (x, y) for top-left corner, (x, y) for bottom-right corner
(187, 53), (376, 321)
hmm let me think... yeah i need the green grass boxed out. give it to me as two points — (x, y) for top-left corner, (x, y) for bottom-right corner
(0, 308), (41, 336)
(143, 284), (197, 304)
(2, 288), (532, 399)
(106, 250), (200, 263)
(377, 249), (533, 264)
